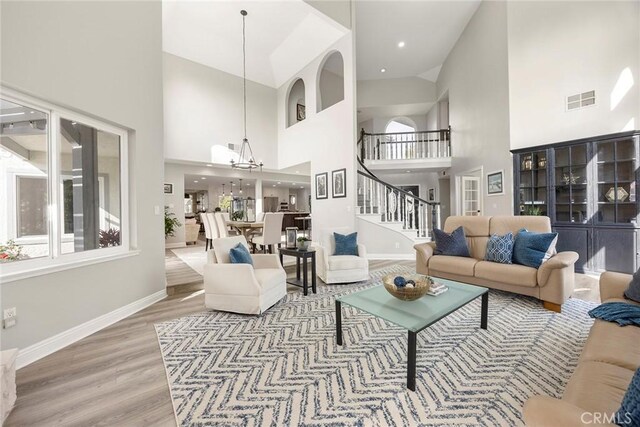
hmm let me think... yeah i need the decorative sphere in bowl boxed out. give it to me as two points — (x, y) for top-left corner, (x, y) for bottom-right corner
(383, 274), (432, 301)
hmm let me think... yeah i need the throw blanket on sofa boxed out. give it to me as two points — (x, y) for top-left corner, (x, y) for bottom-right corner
(588, 302), (640, 327)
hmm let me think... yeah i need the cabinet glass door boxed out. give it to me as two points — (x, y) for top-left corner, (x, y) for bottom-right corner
(518, 150), (548, 216)
(554, 144), (588, 223)
(595, 138), (638, 224)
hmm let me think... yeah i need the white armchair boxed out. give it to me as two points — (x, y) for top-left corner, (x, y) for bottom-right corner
(204, 236), (286, 314)
(316, 227), (369, 284)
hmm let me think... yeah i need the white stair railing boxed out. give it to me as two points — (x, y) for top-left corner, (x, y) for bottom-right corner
(361, 127), (451, 161)
(356, 169), (440, 239)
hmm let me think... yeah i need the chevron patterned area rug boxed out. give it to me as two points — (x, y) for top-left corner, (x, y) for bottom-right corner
(155, 266), (596, 426)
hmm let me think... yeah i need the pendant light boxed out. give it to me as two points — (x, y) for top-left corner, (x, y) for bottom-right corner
(230, 10), (263, 172)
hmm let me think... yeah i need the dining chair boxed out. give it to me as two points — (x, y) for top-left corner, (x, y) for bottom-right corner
(250, 212), (284, 253)
(214, 212), (229, 238)
(207, 212), (219, 240)
(201, 213), (213, 251)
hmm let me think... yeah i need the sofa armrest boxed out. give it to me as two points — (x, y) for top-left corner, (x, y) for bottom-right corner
(203, 263), (260, 296)
(600, 271), (632, 302)
(523, 395), (604, 427)
(357, 243), (367, 259)
(537, 251), (578, 287)
(252, 254), (283, 270)
(414, 242), (436, 273)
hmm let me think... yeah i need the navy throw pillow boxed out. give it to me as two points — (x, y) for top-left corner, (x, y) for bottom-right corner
(616, 367), (640, 426)
(334, 232), (358, 256)
(625, 267), (640, 303)
(433, 226), (470, 257)
(485, 232), (514, 264)
(512, 229), (558, 268)
(229, 243), (253, 265)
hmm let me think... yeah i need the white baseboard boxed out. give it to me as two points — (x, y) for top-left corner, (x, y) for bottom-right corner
(17, 289), (167, 370)
(367, 253), (414, 261)
(165, 242), (187, 249)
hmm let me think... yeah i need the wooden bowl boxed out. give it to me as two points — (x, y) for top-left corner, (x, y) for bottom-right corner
(382, 274), (432, 301)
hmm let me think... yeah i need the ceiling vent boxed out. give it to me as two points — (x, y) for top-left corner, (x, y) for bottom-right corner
(227, 143), (236, 151)
(567, 90), (596, 111)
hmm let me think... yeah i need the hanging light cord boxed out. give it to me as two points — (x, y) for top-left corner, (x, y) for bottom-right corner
(242, 10), (247, 140)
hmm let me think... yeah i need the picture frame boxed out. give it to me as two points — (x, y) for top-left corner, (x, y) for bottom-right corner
(428, 188), (436, 201)
(296, 103), (306, 121)
(164, 183), (174, 195)
(331, 168), (347, 198)
(487, 170), (504, 196)
(315, 172), (328, 199)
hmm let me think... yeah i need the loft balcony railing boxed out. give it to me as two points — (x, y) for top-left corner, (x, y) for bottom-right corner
(356, 130), (441, 238)
(360, 127), (451, 161)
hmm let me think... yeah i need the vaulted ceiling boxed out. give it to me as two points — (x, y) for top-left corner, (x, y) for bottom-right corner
(355, 0), (481, 82)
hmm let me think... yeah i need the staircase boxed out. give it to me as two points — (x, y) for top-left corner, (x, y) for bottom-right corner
(356, 129), (447, 246)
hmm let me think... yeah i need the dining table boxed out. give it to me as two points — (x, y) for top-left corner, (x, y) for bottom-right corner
(227, 220), (263, 241)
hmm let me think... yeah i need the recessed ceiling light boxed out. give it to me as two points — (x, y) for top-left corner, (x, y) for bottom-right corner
(380, 68), (386, 73)
(201, 177), (206, 180)
(277, 182), (281, 184)
(29, 111), (35, 114)
(194, 180), (199, 183)
(71, 121), (77, 125)
(406, 170), (411, 173)
(300, 186), (304, 189)
(232, 183), (236, 186)
(398, 41), (405, 48)
(206, 164), (213, 167)
(295, 170), (300, 174)
(273, 184), (276, 187)
(246, 183), (250, 186)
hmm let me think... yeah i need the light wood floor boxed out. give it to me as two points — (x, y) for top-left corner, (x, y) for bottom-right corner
(6, 254), (599, 426)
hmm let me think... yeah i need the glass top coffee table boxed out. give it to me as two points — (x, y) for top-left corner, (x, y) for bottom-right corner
(335, 278), (488, 391)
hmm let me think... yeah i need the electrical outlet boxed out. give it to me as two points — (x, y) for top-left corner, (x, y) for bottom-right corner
(395, 242), (400, 249)
(154, 205), (160, 215)
(3, 307), (16, 329)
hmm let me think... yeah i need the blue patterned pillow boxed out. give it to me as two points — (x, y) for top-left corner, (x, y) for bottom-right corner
(625, 267), (640, 303)
(229, 243), (253, 265)
(433, 226), (470, 257)
(616, 367), (640, 426)
(334, 232), (358, 256)
(485, 232), (514, 264)
(512, 229), (558, 268)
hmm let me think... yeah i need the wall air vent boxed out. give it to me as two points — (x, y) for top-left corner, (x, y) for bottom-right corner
(567, 90), (596, 111)
(227, 143), (235, 151)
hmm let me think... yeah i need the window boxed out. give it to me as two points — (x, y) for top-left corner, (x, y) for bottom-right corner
(0, 90), (129, 278)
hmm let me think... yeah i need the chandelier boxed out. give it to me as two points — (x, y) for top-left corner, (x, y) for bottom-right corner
(230, 10), (263, 172)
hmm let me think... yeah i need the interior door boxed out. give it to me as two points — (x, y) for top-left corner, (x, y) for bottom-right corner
(462, 176), (481, 216)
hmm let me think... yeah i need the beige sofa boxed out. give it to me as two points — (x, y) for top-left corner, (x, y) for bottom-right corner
(523, 272), (640, 426)
(414, 216), (579, 312)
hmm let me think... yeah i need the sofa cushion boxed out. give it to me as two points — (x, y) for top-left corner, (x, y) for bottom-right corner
(579, 319), (640, 371)
(333, 232), (358, 256)
(512, 229), (558, 268)
(229, 243), (253, 265)
(433, 226), (471, 257)
(485, 232), (514, 264)
(253, 268), (286, 292)
(489, 215), (551, 235)
(474, 260), (538, 287)
(625, 267), (640, 303)
(328, 255), (368, 271)
(429, 255), (478, 277)
(563, 361), (634, 416)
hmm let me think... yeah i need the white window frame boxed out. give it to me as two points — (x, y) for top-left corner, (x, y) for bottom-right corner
(1, 87), (134, 283)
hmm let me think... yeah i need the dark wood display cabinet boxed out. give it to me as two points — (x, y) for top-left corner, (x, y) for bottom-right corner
(512, 130), (640, 274)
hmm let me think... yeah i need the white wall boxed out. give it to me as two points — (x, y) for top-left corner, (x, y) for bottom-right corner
(277, 34), (357, 238)
(1, 1), (165, 351)
(436, 1), (513, 216)
(318, 67), (345, 111)
(357, 77), (436, 109)
(508, 1), (640, 149)
(375, 171), (440, 202)
(163, 53), (278, 167)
